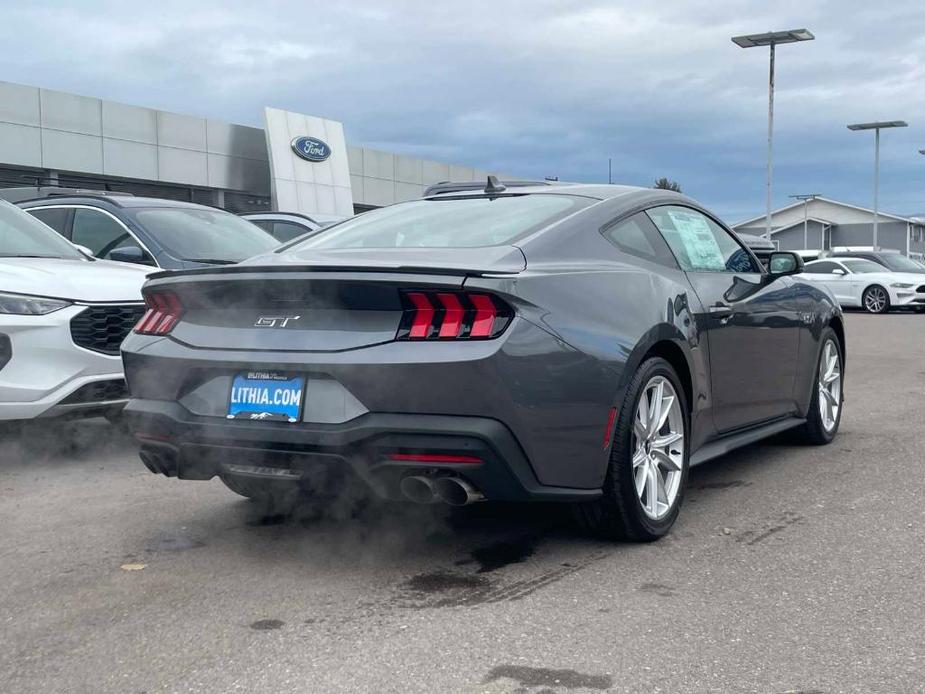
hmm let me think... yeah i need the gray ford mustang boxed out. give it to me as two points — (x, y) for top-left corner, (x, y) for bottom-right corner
(121, 179), (844, 541)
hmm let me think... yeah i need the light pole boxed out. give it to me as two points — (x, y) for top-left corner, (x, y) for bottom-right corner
(847, 120), (908, 249)
(732, 28), (815, 240)
(789, 193), (821, 249)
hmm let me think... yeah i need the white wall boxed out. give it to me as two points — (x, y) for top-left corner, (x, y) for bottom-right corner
(264, 108), (353, 217)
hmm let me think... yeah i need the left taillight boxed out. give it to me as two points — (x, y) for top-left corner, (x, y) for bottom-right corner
(134, 290), (184, 335)
(397, 290), (513, 340)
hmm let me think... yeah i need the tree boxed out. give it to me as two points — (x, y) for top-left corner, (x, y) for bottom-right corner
(654, 177), (682, 193)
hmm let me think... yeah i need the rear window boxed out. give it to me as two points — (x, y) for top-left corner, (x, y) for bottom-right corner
(294, 195), (588, 250)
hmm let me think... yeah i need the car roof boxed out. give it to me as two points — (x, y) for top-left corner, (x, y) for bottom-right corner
(241, 212), (318, 223)
(735, 232), (776, 250)
(829, 250), (893, 256)
(813, 256), (880, 266)
(424, 181), (665, 202)
(17, 194), (221, 211)
(418, 182), (729, 237)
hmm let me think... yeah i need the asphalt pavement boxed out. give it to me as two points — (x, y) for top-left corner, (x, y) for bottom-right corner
(1, 312), (923, 693)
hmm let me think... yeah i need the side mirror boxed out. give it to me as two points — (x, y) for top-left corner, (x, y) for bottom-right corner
(831, 268), (847, 276)
(768, 251), (803, 277)
(110, 246), (153, 265)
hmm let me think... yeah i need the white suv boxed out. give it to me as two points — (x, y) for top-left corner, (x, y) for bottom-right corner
(0, 200), (150, 420)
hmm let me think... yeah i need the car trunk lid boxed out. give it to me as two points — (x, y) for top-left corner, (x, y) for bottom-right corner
(145, 253), (519, 352)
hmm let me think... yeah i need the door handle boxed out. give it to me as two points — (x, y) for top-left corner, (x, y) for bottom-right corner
(708, 304), (733, 319)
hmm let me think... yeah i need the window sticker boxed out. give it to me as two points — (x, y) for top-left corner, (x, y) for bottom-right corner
(665, 209), (725, 271)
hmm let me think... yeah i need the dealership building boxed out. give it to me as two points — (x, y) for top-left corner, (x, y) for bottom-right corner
(0, 80), (511, 217)
(734, 197), (925, 259)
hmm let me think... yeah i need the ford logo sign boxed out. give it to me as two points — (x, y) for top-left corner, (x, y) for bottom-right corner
(291, 136), (332, 162)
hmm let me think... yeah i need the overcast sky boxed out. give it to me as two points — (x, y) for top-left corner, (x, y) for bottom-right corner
(2, 0), (924, 221)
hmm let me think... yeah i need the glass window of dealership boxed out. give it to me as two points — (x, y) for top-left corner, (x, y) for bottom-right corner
(0, 80), (509, 215)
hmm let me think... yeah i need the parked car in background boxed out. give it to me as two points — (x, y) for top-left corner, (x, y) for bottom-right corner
(736, 233), (776, 268)
(241, 212), (347, 243)
(0, 199), (149, 421)
(17, 193), (279, 270)
(122, 180), (844, 542)
(828, 248), (925, 275)
(794, 249), (823, 263)
(801, 257), (925, 313)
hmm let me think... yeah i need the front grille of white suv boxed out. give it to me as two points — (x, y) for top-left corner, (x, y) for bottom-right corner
(70, 305), (146, 356)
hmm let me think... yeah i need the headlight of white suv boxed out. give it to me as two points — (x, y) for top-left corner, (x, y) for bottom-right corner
(0, 292), (72, 315)
(890, 282), (914, 289)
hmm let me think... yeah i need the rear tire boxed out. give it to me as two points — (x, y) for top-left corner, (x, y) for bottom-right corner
(862, 285), (890, 313)
(796, 327), (843, 445)
(573, 357), (690, 542)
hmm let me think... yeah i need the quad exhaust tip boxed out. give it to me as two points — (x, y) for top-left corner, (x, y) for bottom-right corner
(399, 475), (438, 504)
(399, 475), (485, 506)
(433, 476), (484, 506)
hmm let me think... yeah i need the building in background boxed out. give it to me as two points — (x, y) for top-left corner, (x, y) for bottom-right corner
(733, 197), (925, 258)
(0, 80), (512, 215)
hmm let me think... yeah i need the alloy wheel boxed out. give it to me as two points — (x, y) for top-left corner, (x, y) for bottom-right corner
(864, 286), (888, 313)
(817, 339), (842, 432)
(632, 376), (685, 520)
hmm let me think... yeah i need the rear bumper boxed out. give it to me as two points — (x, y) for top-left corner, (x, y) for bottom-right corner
(123, 399), (602, 503)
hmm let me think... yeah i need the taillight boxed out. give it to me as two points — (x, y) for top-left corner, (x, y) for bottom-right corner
(134, 290), (184, 335)
(397, 290), (512, 340)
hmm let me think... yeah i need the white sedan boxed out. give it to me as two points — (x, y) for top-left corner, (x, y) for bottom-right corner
(801, 257), (925, 313)
(0, 200), (150, 421)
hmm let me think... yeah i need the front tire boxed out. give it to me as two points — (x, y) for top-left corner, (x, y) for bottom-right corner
(796, 327), (843, 445)
(862, 285), (890, 313)
(574, 357), (689, 542)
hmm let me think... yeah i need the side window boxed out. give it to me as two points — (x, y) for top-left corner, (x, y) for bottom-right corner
(646, 205), (760, 274)
(804, 261), (837, 274)
(271, 221), (312, 243)
(71, 209), (143, 259)
(601, 212), (678, 269)
(27, 207), (70, 237)
(248, 220), (273, 233)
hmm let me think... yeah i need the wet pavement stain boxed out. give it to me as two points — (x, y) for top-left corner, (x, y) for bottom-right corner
(484, 665), (613, 691)
(455, 535), (538, 573)
(398, 549), (611, 609)
(737, 511), (805, 546)
(144, 537), (205, 552)
(249, 619), (285, 631)
(638, 581), (676, 597)
(404, 571), (490, 593)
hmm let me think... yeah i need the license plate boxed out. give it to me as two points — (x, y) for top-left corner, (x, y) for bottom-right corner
(227, 372), (304, 423)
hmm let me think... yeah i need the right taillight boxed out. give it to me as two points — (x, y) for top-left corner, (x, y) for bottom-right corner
(134, 290), (184, 335)
(397, 290), (512, 340)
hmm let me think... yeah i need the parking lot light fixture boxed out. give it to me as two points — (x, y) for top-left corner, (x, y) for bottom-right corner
(789, 193), (822, 249)
(847, 120), (909, 249)
(732, 29), (815, 240)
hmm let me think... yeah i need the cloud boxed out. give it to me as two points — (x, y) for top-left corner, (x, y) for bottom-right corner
(1, 0), (924, 219)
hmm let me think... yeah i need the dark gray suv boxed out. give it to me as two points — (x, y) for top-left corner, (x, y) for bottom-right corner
(121, 180), (845, 541)
(18, 194), (278, 270)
